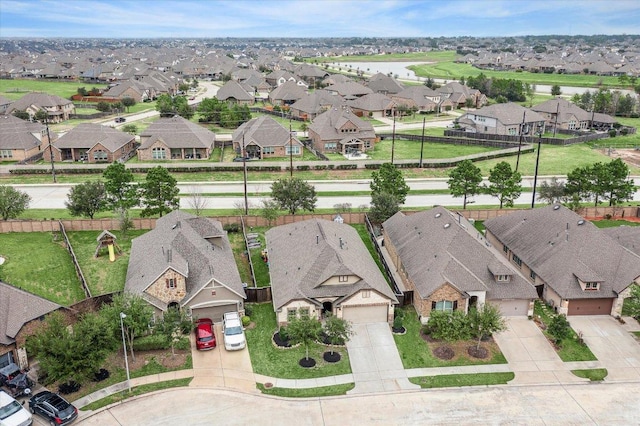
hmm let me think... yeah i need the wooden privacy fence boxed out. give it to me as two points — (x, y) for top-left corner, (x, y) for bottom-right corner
(57, 220), (91, 299)
(245, 287), (272, 303)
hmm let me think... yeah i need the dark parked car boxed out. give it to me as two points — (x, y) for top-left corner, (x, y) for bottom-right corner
(29, 391), (78, 425)
(195, 318), (216, 350)
(115, 117), (126, 123)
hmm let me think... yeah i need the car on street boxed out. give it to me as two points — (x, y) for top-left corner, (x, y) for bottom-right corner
(195, 318), (216, 350)
(115, 117), (126, 123)
(0, 389), (32, 426)
(222, 312), (246, 351)
(28, 391), (77, 426)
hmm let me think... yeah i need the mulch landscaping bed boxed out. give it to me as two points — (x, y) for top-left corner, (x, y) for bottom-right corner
(323, 351), (341, 363)
(299, 358), (316, 368)
(421, 331), (498, 361)
(272, 331), (292, 348)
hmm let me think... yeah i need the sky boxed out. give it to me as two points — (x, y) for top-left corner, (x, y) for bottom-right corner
(1, 0), (639, 39)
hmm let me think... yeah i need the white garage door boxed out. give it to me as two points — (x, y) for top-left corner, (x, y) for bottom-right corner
(191, 304), (237, 323)
(342, 305), (388, 324)
(491, 299), (529, 316)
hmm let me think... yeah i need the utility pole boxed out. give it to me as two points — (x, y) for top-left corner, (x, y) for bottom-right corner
(289, 121), (293, 177)
(531, 131), (543, 209)
(419, 117), (426, 168)
(242, 133), (248, 215)
(44, 116), (57, 183)
(391, 110), (396, 165)
(515, 109), (526, 172)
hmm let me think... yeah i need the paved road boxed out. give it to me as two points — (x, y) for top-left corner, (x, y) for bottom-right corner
(75, 382), (640, 425)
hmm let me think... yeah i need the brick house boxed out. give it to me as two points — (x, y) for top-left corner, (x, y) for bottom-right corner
(0, 114), (52, 161)
(6, 92), (75, 123)
(458, 103), (546, 136)
(231, 116), (303, 160)
(125, 210), (246, 321)
(43, 123), (136, 163)
(138, 116), (215, 160)
(308, 107), (377, 155)
(216, 80), (255, 105)
(382, 207), (537, 323)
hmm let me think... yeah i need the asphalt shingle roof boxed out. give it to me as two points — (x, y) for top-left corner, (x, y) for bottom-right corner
(139, 116), (215, 150)
(232, 115), (302, 148)
(0, 114), (48, 151)
(53, 123), (134, 152)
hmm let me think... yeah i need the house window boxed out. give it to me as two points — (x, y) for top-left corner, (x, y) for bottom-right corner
(530, 271), (537, 280)
(166, 278), (176, 288)
(362, 290), (371, 298)
(152, 147), (166, 159)
(432, 300), (456, 312)
(286, 145), (300, 155)
(364, 141), (371, 149)
(93, 150), (108, 161)
(496, 275), (510, 282)
(585, 282), (599, 290)
(339, 275), (348, 282)
(263, 146), (275, 154)
(568, 120), (576, 130)
(324, 143), (337, 150)
(512, 254), (522, 267)
(0, 150), (12, 159)
(508, 127), (517, 136)
(299, 307), (310, 318)
(287, 308), (297, 321)
(503, 244), (508, 253)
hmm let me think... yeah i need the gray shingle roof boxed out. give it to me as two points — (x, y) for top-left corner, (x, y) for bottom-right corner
(383, 207), (537, 301)
(125, 210), (245, 310)
(484, 204), (640, 299)
(268, 80), (307, 102)
(0, 114), (47, 151)
(325, 81), (373, 98)
(347, 93), (396, 112)
(0, 281), (61, 345)
(216, 80), (254, 102)
(471, 103), (546, 126)
(7, 92), (73, 113)
(139, 116), (215, 150)
(531, 98), (591, 122)
(266, 219), (397, 310)
(289, 90), (344, 115)
(602, 226), (640, 257)
(54, 123), (134, 152)
(232, 115), (302, 148)
(308, 107), (376, 141)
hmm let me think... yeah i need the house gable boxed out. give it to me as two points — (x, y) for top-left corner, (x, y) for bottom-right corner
(144, 268), (187, 304)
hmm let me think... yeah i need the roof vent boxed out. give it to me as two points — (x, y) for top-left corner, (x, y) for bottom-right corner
(435, 213), (442, 218)
(553, 205), (560, 210)
(444, 223), (451, 229)
(577, 220), (585, 225)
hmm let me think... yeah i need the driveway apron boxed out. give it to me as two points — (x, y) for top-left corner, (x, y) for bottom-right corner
(568, 316), (640, 382)
(346, 322), (419, 394)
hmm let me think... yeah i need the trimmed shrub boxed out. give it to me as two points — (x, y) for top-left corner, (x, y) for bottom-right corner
(132, 334), (170, 351)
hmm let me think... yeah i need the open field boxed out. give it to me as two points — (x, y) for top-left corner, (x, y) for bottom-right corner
(310, 51), (458, 63)
(368, 138), (498, 161)
(0, 79), (109, 100)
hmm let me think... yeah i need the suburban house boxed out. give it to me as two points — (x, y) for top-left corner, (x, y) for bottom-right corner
(266, 218), (398, 325)
(216, 80), (255, 105)
(531, 98), (592, 131)
(347, 92), (397, 118)
(484, 204), (640, 316)
(231, 115), (303, 160)
(6, 92), (75, 123)
(366, 73), (405, 95)
(125, 210), (246, 321)
(437, 81), (487, 109)
(0, 95), (12, 114)
(43, 123), (136, 163)
(382, 207), (538, 323)
(102, 80), (151, 103)
(0, 281), (62, 367)
(0, 114), (52, 161)
(325, 81), (373, 100)
(308, 107), (377, 155)
(137, 116), (215, 161)
(458, 103), (546, 136)
(289, 90), (344, 121)
(268, 80), (307, 106)
(391, 86), (442, 113)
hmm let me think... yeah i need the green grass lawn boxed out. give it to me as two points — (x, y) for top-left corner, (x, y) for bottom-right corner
(81, 378), (192, 410)
(592, 220), (640, 229)
(394, 308), (507, 368)
(533, 301), (597, 362)
(228, 231), (252, 285)
(0, 79), (109, 100)
(256, 382), (354, 397)
(0, 232), (85, 305)
(352, 224), (391, 286)
(409, 372), (514, 389)
(571, 368), (608, 381)
(65, 230), (146, 296)
(247, 227), (270, 287)
(368, 138), (498, 161)
(245, 303), (352, 379)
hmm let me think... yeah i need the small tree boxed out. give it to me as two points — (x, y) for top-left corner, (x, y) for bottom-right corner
(121, 124), (138, 134)
(448, 160), (483, 209)
(0, 185), (31, 220)
(537, 177), (566, 204)
(548, 314), (572, 344)
(287, 314), (322, 361)
(259, 198), (281, 225)
(370, 163), (409, 204)
(186, 186), (208, 216)
(368, 192), (400, 224)
(65, 181), (106, 219)
(469, 303), (506, 350)
(486, 161), (522, 208)
(121, 97), (136, 112)
(96, 101), (112, 113)
(270, 177), (317, 215)
(323, 315), (352, 355)
(155, 307), (193, 356)
(103, 163), (138, 237)
(140, 166), (180, 217)
(100, 293), (153, 361)
(551, 84), (562, 96)
(623, 285), (640, 319)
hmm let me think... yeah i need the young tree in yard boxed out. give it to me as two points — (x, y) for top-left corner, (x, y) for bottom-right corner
(65, 181), (106, 219)
(186, 186), (208, 216)
(547, 314), (572, 344)
(140, 166), (180, 217)
(368, 192), (400, 224)
(100, 293), (153, 362)
(96, 101), (112, 112)
(72, 312), (119, 379)
(370, 163), (409, 204)
(551, 84), (562, 96)
(287, 314), (322, 361)
(469, 303), (506, 350)
(448, 160), (483, 209)
(323, 314), (353, 355)
(155, 307), (193, 356)
(103, 162), (138, 236)
(122, 124), (138, 134)
(0, 185), (31, 220)
(259, 198), (281, 225)
(623, 285), (640, 319)
(486, 161), (522, 208)
(121, 97), (136, 112)
(537, 177), (566, 204)
(270, 177), (317, 215)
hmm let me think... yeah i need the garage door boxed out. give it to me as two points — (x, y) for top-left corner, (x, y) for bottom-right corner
(342, 305), (388, 324)
(491, 299), (530, 316)
(191, 304), (237, 323)
(567, 298), (613, 316)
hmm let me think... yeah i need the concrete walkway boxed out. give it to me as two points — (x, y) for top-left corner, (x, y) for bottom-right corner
(345, 323), (419, 394)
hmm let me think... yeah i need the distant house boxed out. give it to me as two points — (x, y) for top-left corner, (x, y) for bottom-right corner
(437, 82), (487, 109)
(138, 116), (215, 161)
(6, 92), (75, 123)
(232, 116), (303, 160)
(308, 107), (377, 155)
(268, 80), (307, 106)
(531, 98), (591, 131)
(125, 210), (246, 321)
(43, 123), (136, 163)
(484, 204), (640, 316)
(289, 90), (344, 120)
(0, 96), (12, 114)
(266, 219), (398, 325)
(458, 103), (546, 136)
(347, 92), (397, 118)
(0, 114), (52, 161)
(216, 80), (255, 105)
(382, 207), (537, 322)
(392, 86), (441, 113)
(325, 81), (373, 100)
(103, 80), (152, 103)
(366, 73), (405, 95)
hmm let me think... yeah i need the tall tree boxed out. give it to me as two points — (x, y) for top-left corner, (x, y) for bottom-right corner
(103, 163), (138, 213)
(65, 181), (106, 219)
(370, 163), (409, 204)
(100, 293), (153, 362)
(537, 177), (566, 205)
(140, 166), (180, 217)
(270, 177), (317, 215)
(565, 165), (595, 205)
(486, 161), (522, 208)
(368, 192), (400, 224)
(287, 314), (322, 361)
(600, 159), (635, 206)
(0, 185), (31, 220)
(447, 160), (483, 209)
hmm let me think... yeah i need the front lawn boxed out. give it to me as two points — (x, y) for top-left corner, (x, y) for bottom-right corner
(0, 232), (85, 305)
(245, 303), (351, 379)
(533, 301), (597, 362)
(571, 368), (608, 382)
(256, 382), (354, 397)
(394, 308), (507, 368)
(81, 378), (192, 410)
(409, 372), (514, 389)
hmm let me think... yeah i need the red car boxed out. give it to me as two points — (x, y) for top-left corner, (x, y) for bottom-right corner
(195, 318), (216, 350)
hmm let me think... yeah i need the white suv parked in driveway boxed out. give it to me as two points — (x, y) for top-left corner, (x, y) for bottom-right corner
(222, 312), (246, 351)
(0, 389), (32, 426)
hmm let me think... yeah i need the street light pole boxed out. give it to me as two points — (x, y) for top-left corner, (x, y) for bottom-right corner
(44, 116), (57, 183)
(242, 133), (248, 215)
(391, 111), (396, 165)
(419, 117), (426, 168)
(120, 312), (131, 393)
(531, 132), (543, 209)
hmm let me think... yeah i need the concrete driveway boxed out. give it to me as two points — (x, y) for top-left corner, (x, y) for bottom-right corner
(345, 322), (418, 394)
(568, 316), (640, 382)
(189, 323), (255, 392)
